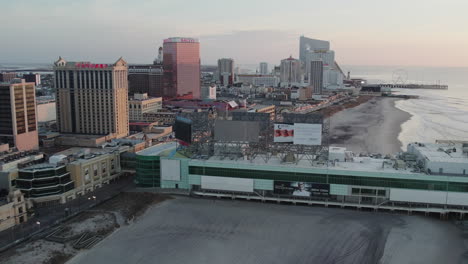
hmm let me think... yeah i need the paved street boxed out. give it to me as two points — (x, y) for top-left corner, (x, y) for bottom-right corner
(0, 175), (134, 250)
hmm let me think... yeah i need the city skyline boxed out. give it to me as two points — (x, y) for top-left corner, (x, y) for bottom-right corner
(1, 0), (468, 67)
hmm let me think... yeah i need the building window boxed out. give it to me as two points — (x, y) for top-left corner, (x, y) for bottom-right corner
(377, 190), (386, 196)
(84, 168), (90, 182)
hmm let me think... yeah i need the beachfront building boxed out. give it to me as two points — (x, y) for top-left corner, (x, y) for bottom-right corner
(0, 190), (28, 231)
(54, 57), (129, 139)
(135, 141), (468, 217)
(14, 146), (125, 206)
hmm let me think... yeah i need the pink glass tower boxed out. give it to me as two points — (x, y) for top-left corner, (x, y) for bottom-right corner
(163, 37), (201, 99)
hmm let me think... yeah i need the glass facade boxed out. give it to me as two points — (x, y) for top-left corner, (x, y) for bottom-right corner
(135, 155), (161, 187)
(163, 40), (200, 99)
(189, 166), (468, 193)
(16, 166), (74, 197)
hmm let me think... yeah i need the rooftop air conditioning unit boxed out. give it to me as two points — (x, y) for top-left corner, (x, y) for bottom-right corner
(462, 143), (468, 154)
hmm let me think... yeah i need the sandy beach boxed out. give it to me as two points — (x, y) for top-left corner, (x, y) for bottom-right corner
(329, 97), (411, 155)
(67, 197), (467, 264)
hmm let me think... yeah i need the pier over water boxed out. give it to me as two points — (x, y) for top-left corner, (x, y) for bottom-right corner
(379, 83), (448, 90)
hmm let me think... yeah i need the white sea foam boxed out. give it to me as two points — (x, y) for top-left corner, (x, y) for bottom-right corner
(394, 88), (468, 148)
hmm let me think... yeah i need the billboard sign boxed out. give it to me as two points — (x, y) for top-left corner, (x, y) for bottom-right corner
(293, 123), (322, 146)
(273, 181), (329, 197)
(164, 37), (199, 43)
(274, 123), (322, 145)
(214, 120), (260, 142)
(274, 123), (294, 143)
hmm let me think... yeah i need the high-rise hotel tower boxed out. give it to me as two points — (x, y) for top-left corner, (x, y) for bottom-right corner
(0, 79), (39, 151)
(163, 37), (201, 99)
(54, 57), (129, 138)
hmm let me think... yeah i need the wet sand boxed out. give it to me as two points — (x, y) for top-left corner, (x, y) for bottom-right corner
(329, 97), (411, 155)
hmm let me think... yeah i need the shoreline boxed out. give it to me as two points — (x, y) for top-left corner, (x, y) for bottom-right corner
(328, 97), (411, 155)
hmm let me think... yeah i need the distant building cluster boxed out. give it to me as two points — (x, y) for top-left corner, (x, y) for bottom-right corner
(0, 35), (363, 234)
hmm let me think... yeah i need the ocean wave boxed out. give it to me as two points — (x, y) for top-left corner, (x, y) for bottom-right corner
(394, 88), (468, 148)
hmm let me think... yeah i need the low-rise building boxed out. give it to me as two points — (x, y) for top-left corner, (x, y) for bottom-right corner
(0, 190), (28, 231)
(135, 141), (468, 215)
(129, 93), (162, 121)
(0, 72), (17, 83)
(14, 146), (125, 206)
(16, 164), (74, 203)
(0, 150), (45, 191)
(236, 74), (279, 87)
(201, 84), (217, 100)
(407, 142), (468, 175)
(142, 111), (177, 125)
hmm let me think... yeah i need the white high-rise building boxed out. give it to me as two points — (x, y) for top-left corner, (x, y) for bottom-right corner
(259, 62), (268, 75)
(305, 50), (334, 81)
(280, 56), (302, 87)
(299, 36), (330, 64)
(201, 84), (217, 100)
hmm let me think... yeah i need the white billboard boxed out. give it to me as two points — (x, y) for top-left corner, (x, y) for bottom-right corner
(161, 159), (181, 181)
(274, 123), (294, 143)
(201, 176), (253, 193)
(293, 123), (322, 145)
(390, 188), (446, 204)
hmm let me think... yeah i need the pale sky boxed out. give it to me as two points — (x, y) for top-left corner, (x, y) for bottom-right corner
(1, 0), (468, 67)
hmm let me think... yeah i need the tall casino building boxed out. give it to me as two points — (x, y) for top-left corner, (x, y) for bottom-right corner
(162, 37), (201, 99)
(54, 57), (129, 139)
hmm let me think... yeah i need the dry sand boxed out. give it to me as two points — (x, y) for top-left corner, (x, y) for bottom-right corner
(67, 197), (467, 264)
(0, 192), (170, 264)
(329, 97), (411, 155)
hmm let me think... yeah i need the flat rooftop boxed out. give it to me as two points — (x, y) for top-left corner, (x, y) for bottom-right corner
(137, 142), (177, 157)
(21, 163), (62, 171)
(138, 142), (468, 179)
(410, 143), (468, 163)
(139, 144), (419, 176)
(203, 154), (419, 176)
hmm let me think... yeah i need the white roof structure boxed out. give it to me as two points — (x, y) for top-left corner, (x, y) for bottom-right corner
(49, 154), (67, 165)
(408, 142), (468, 164)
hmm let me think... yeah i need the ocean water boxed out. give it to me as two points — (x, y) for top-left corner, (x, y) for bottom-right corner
(343, 65), (468, 147)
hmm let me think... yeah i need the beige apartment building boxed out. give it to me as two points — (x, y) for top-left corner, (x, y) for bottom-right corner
(128, 93), (162, 121)
(54, 57), (129, 139)
(0, 79), (39, 151)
